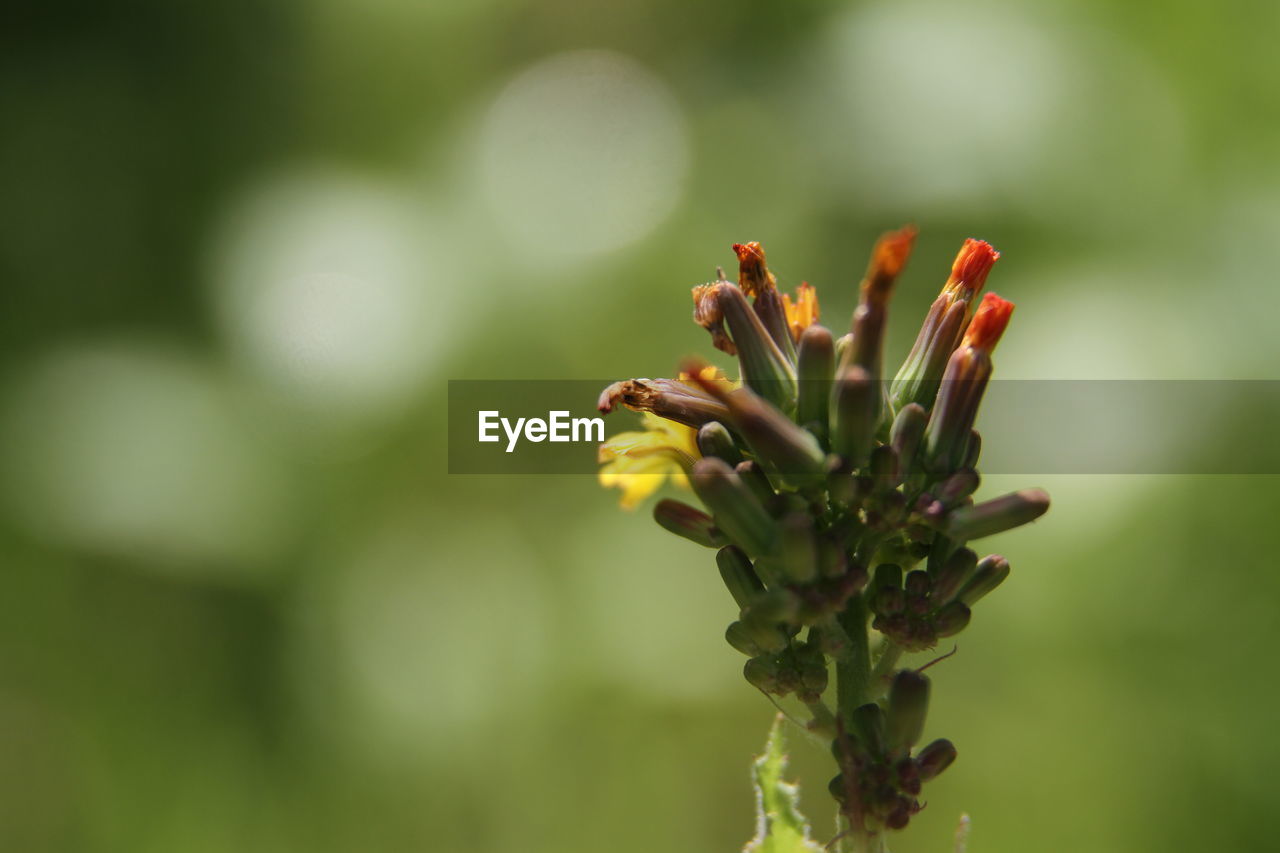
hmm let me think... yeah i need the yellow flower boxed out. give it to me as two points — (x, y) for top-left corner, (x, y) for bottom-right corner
(781, 282), (819, 341)
(598, 413), (700, 509)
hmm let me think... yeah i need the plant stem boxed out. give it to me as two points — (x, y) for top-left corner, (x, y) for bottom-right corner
(869, 639), (904, 698)
(835, 593), (872, 726)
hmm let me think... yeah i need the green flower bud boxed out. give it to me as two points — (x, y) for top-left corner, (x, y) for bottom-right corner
(869, 444), (899, 485)
(956, 555), (1011, 606)
(653, 499), (723, 548)
(851, 702), (886, 756)
(962, 429), (982, 469)
(780, 513), (819, 584)
(828, 773), (847, 805)
(725, 621), (764, 656)
(698, 283), (797, 411)
(934, 469), (980, 506)
(833, 366), (878, 468)
(691, 457), (779, 556)
(890, 402), (928, 478)
(930, 548), (977, 604)
(890, 299), (967, 412)
(744, 655), (781, 693)
(743, 618), (790, 654)
(945, 489), (1050, 542)
(796, 324), (834, 438)
(873, 584), (905, 616)
(716, 545), (765, 609)
(904, 569), (931, 599)
(924, 352), (991, 473)
(798, 656), (829, 699)
(696, 421), (742, 465)
(734, 460), (776, 506)
(871, 563), (904, 596)
(886, 670), (931, 751)
(915, 738), (957, 781)
(933, 600), (971, 637)
(687, 371), (825, 489)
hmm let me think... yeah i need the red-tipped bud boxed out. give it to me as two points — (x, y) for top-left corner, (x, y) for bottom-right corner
(732, 241), (774, 298)
(946, 239), (1000, 295)
(961, 292), (1015, 354)
(870, 225), (918, 286)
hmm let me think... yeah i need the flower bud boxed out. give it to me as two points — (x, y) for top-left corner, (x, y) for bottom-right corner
(945, 489), (1050, 542)
(798, 655), (829, 699)
(744, 655), (781, 693)
(915, 738), (957, 781)
(696, 421), (742, 465)
(934, 469), (980, 506)
(796, 323), (834, 437)
(743, 618), (790, 654)
(781, 512), (819, 584)
(873, 584), (905, 617)
(869, 445), (899, 485)
(891, 239), (999, 411)
(725, 620), (764, 656)
(691, 457), (779, 556)
(687, 367), (825, 489)
(889, 402), (928, 478)
(923, 293), (1014, 472)
(963, 429), (983, 469)
(933, 600), (971, 637)
(904, 569), (930, 599)
(886, 670), (931, 751)
(871, 562), (903, 594)
(833, 366), (878, 468)
(716, 545), (766, 609)
(956, 555), (1011, 606)
(891, 301), (967, 412)
(694, 283), (797, 410)
(828, 773), (847, 805)
(653, 499), (724, 548)
(733, 241), (797, 362)
(597, 377), (733, 429)
(734, 460), (776, 506)
(842, 226), (917, 381)
(929, 548), (977, 604)
(852, 702), (886, 756)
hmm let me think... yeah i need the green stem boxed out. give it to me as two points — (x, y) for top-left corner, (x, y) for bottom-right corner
(869, 639), (904, 698)
(835, 593), (872, 726)
(805, 700), (838, 741)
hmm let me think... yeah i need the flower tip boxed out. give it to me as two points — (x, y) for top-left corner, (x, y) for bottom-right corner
(732, 241), (764, 263)
(872, 225), (919, 279)
(951, 239), (1000, 289)
(960, 292), (1015, 352)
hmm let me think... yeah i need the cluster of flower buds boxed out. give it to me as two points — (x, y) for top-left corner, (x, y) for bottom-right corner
(829, 671), (957, 831)
(867, 552), (1009, 652)
(598, 230), (1049, 839)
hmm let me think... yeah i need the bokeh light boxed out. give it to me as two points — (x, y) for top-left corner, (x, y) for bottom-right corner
(474, 50), (690, 259)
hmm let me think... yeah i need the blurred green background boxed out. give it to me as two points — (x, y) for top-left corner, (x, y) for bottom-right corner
(3, 0), (1279, 851)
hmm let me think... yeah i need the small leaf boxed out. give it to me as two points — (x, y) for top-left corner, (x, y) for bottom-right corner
(745, 714), (824, 853)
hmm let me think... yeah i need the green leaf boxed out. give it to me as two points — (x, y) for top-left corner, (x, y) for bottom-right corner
(745, 714), (824, 853)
